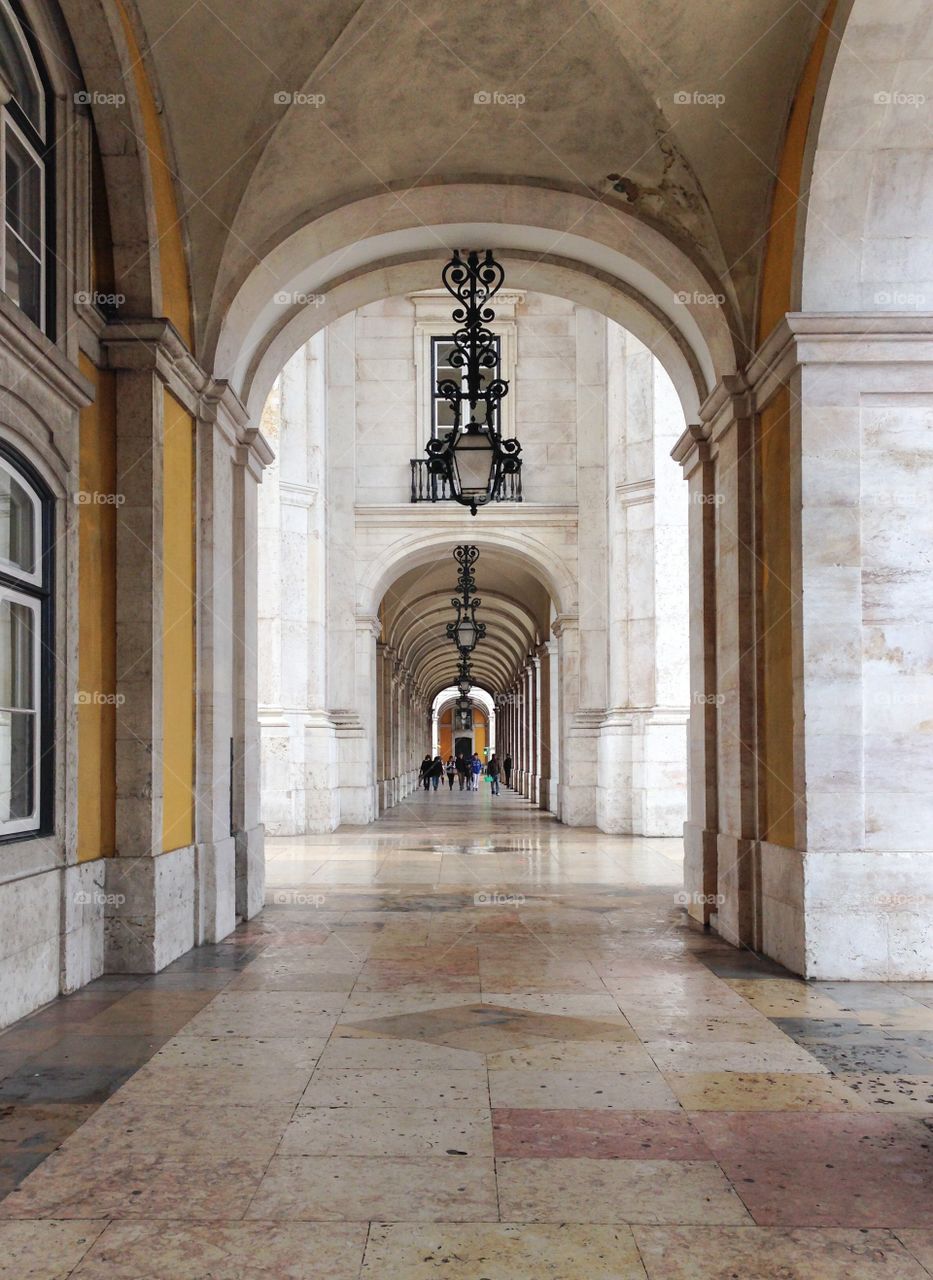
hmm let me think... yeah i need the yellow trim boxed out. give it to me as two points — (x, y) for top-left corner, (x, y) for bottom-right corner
(161, 390), (196, 852)
(113, 0), (193, 348)
(757, 0), (837, 344)
(756, 386), (796, 847)
(77, 355), (117, 862)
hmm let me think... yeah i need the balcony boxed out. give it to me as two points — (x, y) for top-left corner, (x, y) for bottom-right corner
(410, 459), (523, 505)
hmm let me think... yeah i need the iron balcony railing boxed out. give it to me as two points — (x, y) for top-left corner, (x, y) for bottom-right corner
(410, 459), (523, 505)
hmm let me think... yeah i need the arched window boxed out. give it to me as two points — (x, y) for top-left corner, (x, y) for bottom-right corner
(0, 443), (52, 837)
(0, 0), (52, 332)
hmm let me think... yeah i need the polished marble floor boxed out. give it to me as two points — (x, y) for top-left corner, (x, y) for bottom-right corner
(2, 786), (933, 1277)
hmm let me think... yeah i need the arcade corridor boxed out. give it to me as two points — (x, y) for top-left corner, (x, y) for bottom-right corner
(0, 789), (932, 1277)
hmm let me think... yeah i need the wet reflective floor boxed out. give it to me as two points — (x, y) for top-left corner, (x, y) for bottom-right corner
(1, 787), (933, 1277)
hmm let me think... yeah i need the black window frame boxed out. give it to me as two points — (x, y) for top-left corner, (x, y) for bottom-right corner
(1, 0), (56, 339)
(431, 333), (501, 439)
(0, 438), (54, 841)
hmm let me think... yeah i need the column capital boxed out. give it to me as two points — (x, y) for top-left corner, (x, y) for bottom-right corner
(551, 613), (577, 640)
(356, 613), (383, 639)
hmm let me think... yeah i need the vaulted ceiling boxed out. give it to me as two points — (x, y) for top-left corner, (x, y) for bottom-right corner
(129, 0), (828, 352)
(380, 554), (551, 699)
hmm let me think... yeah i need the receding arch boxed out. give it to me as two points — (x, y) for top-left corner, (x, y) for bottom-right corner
(211, 185), (741, 423)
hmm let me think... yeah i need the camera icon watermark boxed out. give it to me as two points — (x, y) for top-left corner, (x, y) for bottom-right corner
(674, 890), (725, 907)
(74, 691), (126, 707)
(474, 90), (526, 108)
(873, 90), (925, 107)
(74, 490), (125, 507)
(273, 290), (326, 307)
(274, 91), (325, 107)
(74, 90), (126, 107)
(674, 289), (726, 306)
(74, 290), (126, 310)
(673, 90), (725, 108)
(271, 890), (327, 907)
(74, 889), (126, 906)
(874, 289), (927, 308)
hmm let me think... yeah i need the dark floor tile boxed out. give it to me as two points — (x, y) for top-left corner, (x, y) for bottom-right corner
(0, 1062), (137, 1105)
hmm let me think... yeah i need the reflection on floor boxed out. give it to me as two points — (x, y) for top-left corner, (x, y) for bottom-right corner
(2, 787), (933, 1277)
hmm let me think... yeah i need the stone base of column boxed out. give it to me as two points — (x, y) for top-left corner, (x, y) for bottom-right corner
(714, 833), (757, 953)
(236, 823), (265, 921)
(682, 821), (719, 926)
(62, 860), (108, 996)
(197, 835), (237, 944)
(597, 710), (688, 836)
(104, 847), (197, 973)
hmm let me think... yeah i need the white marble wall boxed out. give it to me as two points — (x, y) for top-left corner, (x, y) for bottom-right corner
(598, 329), (690, 835)
(259, 295), (690, 839)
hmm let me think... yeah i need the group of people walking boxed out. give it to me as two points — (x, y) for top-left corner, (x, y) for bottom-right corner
(419, 751), (513, 795)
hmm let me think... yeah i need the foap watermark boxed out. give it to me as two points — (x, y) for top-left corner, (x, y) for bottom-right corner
(674, 289), (726, 306)
(674, 90), (725, 108)
(874, 289), (928, 308)
(274, 91), (325, 107)
(674, 890), (725, 907)
(690, 491), (725, 506)
(74, 691), (125, 707)
(874, 90), (926, 108)
(75, 289), (126, 310)
(74, 90), (125, 107)
(273, 290), (326, 308)
(74, 889), (125, 906)
(74, 490), (125, 507)
(474, 891), (525, 906)
(692, 691), (725, 706)
(875, 891), (923, 908)
(272, 890), (327, 907)
(474, 89), (525, 107)
(494, 691), (524, 707)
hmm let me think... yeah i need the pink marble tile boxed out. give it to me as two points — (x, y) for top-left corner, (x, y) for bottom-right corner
(694, 1113), (933, 1227)
(492, 1108), (714, 1159)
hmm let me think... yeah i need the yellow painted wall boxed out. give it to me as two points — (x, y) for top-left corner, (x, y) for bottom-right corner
(77, 355), (117, 862)
(752, 3), (836, 849)
(161, 390), (196, 852)
(757, 0), (837, 344)
(113, 0), (193, 348)
(756, 385), (796, 847)
(439, 706), (488, 759)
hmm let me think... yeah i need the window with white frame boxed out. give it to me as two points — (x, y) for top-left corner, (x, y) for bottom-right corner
(412, 289), (522, 451)
(0, 446), (52, 838)
(0, 0), (51, 332)
(431, 335), (501, 439)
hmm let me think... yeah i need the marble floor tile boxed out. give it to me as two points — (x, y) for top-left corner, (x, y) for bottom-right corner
(634, 1226), (930, 1279)
(361, 1222), (646, 1278)
(57, 1100), (295, 1161)
(644, 1039), (829, 1075)
(246, 1155), (498, 1221)
(0, 1149), (268, 1219)
(317, 1030), (485, 1070)
(0, 1220), (105, 1279)
(177, 992), (345, 1039)
(279, 1104), (493, 1156)
(832, 1074), (933, 1113)
(695, 1112), (933, 1227)
(115, 1036), (324, 1107)
(665, 1071), (860, 1111)
(497, 1157), (752, 1224)
(489, 1067), (680, 1111)
(486, 1038), (657, 1072)
(492, 1109), (713, 1159)
(300, 1067), (489, 1109)
(69, 1222), (368, 1279)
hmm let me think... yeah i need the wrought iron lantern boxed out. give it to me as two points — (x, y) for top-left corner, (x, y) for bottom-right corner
(446, 545), (486, 655)
(413, 249), (522, 515)
(456, 653), (473, 698)
(455, 696), (473, 731)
